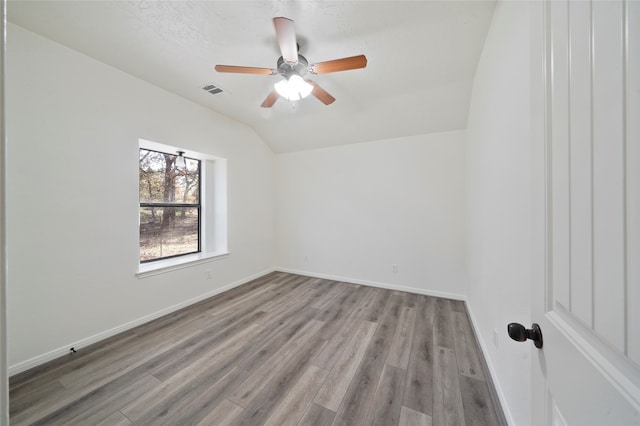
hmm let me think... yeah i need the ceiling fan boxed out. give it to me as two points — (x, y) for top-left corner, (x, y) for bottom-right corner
(215, 17), (367, 108)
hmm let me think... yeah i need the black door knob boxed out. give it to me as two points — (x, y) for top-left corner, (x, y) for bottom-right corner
(507, 322), (543, 349)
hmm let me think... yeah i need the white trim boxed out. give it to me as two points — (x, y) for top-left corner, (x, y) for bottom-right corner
(8, 268), (276, 376)
(275, 267), (466, 301)
(0, 0), (8, 422)
(137, 251), (230, 278)
(465, 303), (515, 426)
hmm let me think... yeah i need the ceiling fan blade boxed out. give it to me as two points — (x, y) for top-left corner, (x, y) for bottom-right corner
(215, 65), (276, 75)
(310, 55), (368, 74)
(273, 17), (298, 64)
(307, 80), (336, 105)
(261, 90), (279, 108)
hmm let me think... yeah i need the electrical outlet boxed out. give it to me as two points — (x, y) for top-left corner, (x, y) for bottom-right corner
(205, 270), (212, 280)
(392, 264), (399, 273)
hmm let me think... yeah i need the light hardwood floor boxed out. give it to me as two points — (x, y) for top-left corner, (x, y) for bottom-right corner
(9, 272), (506, 426)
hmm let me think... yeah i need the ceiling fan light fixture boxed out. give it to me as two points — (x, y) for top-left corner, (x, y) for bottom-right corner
(274, 75), (313, 101)
(290, 75), (313, 98)
(274, 78), (297, 100)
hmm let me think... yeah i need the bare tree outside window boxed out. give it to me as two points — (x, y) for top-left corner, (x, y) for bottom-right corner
(139, 148), (201, 262)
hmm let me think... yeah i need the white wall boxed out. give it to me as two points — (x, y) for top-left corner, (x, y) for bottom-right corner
(6, 24), (276, 371)
(465, 2), (532, 425)
(1, 1), (9, 422)
(276, 131), (466, 299)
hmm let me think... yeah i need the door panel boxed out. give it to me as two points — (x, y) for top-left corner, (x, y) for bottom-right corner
(567, 0), (593, 328)
(591, 0), (626, 352)
(532, 0), (640, 424)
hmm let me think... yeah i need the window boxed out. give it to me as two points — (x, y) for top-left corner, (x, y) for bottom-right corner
(139, 148), (201, 262)
(137, 139), (228, 276)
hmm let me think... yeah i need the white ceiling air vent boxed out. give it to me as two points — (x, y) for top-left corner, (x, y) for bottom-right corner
(202, 84), (223, 95)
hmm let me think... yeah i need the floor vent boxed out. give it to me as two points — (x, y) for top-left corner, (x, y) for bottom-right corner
(202, 84), (223, 95)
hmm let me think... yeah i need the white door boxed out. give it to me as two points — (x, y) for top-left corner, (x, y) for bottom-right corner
(530, 1), (640, 425)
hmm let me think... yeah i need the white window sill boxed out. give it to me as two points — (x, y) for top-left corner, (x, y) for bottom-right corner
(136, 251), (230, 279)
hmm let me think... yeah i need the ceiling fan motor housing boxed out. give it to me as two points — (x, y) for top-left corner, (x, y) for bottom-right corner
(277, 55), (309, 79)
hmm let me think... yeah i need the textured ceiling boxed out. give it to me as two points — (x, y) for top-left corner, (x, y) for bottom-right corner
(8, 1), (495, 153)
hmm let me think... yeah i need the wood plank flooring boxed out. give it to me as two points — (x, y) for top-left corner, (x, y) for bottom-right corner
(9, 272), (506, 426)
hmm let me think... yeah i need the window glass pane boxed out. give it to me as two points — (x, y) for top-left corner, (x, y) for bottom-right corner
(140, 206), (199, 262)
(139, 149), (200, 204)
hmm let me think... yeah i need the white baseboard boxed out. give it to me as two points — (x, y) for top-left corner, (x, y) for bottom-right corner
(8, 268), (276, 377)
(275, 267), (467, 301)
(465, 303), (514, 426)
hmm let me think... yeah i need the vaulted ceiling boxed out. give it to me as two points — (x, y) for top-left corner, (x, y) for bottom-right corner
(8, 1), (495, 153)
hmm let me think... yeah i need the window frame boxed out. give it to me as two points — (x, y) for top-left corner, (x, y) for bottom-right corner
(137, 139), (229, 278)
(139, 147), (202, 263)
